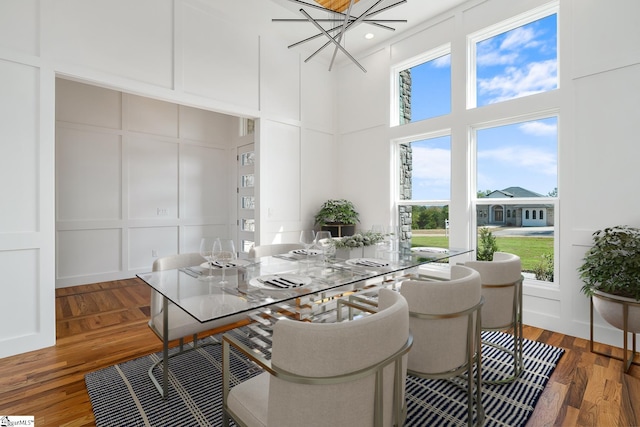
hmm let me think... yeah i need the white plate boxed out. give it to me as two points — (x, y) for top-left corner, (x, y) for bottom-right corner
(345, 258), (390, 268)
(249, 274), (312, 290)
(289, 248), (323, 256)
(200, 259), (250, 269)
(411, 247), (449, 253)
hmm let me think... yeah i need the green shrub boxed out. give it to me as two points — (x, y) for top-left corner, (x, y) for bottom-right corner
(533, 253), (554, 281)
(477, 227), (498, 261)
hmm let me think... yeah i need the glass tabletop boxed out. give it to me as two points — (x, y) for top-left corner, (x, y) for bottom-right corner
(136, 245), (472, 324)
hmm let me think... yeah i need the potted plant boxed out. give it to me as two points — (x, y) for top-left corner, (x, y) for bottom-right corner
(332, 230), (386, 259)
(314, 199), (359, 237)
(578, 225), (640, 371)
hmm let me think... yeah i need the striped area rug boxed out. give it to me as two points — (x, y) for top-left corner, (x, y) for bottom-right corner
(86, 331), (563, 426)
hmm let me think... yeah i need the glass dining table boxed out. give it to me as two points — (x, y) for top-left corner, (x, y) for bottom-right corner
(137, 244), (472, 397)
(137, 245), (472, 328)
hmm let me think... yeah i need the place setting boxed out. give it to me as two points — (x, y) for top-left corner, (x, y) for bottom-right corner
(245, 273), (313, 297)
(345, 258), (391, 268)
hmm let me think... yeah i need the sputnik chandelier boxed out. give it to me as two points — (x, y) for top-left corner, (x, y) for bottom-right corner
(273, 0), (407, 72)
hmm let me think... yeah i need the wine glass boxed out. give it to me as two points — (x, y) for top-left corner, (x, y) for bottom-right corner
(371, 225), (388, 258)
(199, 237), (216, 280)
(213, 238), (237, 285)
(314, 230), (334, 263)
(299, 230), (316, 263)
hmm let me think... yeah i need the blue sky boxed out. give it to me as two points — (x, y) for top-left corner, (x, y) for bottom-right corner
(408, 14), (558, 201)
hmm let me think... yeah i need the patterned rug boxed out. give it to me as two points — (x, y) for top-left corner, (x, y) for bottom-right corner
(86, 331), (563, 426)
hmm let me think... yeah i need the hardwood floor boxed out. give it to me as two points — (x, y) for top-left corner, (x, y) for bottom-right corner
(0, 278), (639, 426)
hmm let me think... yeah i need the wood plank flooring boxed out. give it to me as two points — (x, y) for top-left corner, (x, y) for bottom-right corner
(1, 278), (639, 426)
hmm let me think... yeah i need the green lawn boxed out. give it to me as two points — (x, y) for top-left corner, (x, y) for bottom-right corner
(411, 235), (553, 272)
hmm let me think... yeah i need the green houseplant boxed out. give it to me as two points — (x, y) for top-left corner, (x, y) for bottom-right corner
(314, 199), (359, 237)
(578, 225), (640, 372)
(578, 225), (640, 300)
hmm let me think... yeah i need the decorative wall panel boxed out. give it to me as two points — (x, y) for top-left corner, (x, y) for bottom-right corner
(0, 60), (38, 233)
(56, 128), (121, 221)
(57, 229), (121, 278)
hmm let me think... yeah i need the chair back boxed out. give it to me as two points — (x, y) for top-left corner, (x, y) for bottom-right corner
(152, 252), (204, 272)
(267, 288), (410, 427)
(149, 252), (244, 341)
(464, 252), (522, 329)
(248, 243), (304, 259)
(150, 252), (204, 312)
(400, 265), (482, 374)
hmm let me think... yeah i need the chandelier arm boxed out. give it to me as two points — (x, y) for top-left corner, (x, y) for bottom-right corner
(364, 0), (407, 17)
(304, 0), (383, 71)
(272, 19), (407, 23)
(274, 19), (400, 33)
(274, 0), (408, 72)
(287, 22), (345, 49)
(362, 21), (397, 31)
(299, 8), (366, 72)
(329, 0), (356, 70)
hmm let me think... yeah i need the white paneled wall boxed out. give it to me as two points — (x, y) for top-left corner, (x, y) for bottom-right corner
(0, 55), (55, 356)
(180, 0), (260, 109)
(49, 0), (175, 88)
(0, 0), (330, 358)
(55, 79), (237, 287)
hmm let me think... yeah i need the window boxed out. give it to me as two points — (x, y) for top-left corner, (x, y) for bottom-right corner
(404, 135), (451, 201)
(393, 2), (558, 283)
(469, 6), (558, 108)
(393, 45), (451, 126)
(396, 134), (451, 249)
(476, 117), (558, 199)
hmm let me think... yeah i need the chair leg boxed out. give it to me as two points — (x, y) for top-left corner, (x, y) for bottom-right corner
(466, 358), (473, 427)
(480, 328), (523, 385)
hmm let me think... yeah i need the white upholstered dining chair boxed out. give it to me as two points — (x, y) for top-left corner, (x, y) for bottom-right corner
(222, 288), (412, 427)
(248, 242), (304, 259)
(464, 251), (524, 384)
(399, 265), (484, 427)
(148, 252), (249, 398)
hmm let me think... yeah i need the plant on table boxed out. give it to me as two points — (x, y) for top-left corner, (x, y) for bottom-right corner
(332, 231), (386, 248)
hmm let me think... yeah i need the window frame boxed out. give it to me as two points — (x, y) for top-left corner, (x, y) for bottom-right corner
(466, 2), (559, 109)
(390, 43), (451, 127)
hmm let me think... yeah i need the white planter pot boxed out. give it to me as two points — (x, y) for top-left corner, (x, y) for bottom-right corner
(334, 245), (383, 261)
(593, 290), (640, 334)
(335, 247), (363, 260)
(362, 245), (377, 258)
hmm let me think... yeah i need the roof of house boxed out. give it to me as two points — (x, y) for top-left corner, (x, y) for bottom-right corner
(487, 186), (544, 198)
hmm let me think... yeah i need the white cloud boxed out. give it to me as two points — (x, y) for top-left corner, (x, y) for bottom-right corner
(476, 38), (518, 66)
(478, 59), (557, 103)
(519, 120), (557, 136)
(500, 26), (539, 51)
(412, 146), (451, 183)
(432, 54), (451, 68)
(478, 146), (556, 176)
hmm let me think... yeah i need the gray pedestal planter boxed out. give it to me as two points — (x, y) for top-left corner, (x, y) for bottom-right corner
(591, 290), (640, 372)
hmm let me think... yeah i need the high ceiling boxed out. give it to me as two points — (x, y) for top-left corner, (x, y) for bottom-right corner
(268, 0), (468, 67)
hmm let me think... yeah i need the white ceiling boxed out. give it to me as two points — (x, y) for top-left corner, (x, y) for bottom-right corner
(267, 0), (468, 66)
